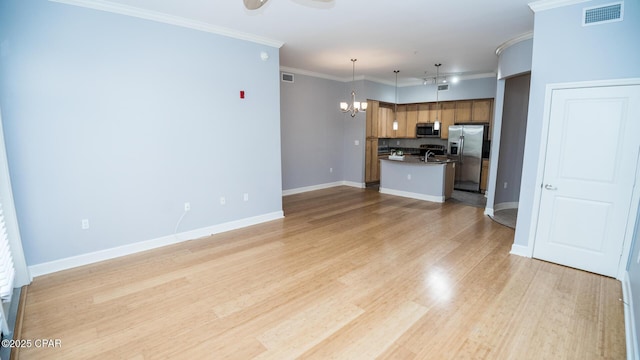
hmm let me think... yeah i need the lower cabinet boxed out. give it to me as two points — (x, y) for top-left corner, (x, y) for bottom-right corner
(365, 139), (380, 183)
(480, 159), (489, 192)
(444, 162), (455, 199)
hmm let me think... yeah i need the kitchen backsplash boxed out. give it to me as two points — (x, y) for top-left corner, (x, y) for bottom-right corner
(379, 138), (447, 152)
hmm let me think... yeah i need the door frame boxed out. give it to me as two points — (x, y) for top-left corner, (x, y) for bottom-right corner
(527, 77), (640, 280)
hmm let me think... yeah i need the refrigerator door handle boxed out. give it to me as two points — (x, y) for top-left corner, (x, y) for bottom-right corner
(458, 136), (464, 164)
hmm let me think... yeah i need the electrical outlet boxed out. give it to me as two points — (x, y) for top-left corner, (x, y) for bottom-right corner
(81, 219), (89, 230)
(330, 167), (333, 173)
(396, 140), (400, 145)
(243, 193), (249, 202)
(184, 202), (191, 211)
(407, 174), (412, 180)
(220, 197), (226, 205)
(504, 182), (508, 189)
(354, 140), (360, 146)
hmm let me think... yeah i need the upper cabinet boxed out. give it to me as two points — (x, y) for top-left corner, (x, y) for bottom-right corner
(405, 104), (418, 138)
(471, 99), (493, 123)
(439, 102), (456, 139)
(417, 103), (430, 124)
(454, 99), (493, 123)
(377, 103), (395, 138)
(394, 104), (408, 138)
(366, 100), (379, 138)
(368, 98), (494, 140)
(455, 101), (473, 122)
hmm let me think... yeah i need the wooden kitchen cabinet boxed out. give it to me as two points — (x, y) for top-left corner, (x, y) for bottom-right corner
(365, 139), (380, 183)
(405, 104), (418, 138)
(480, 158), (489, 192)
(366, 100), (379, 138)
(444, 162), (455, 199)
(472, 99), (493, 123)
(378, 104), (395, 138)
(439, 102), (456, 139)
(455, 101), (473, 122)
(417, 103), (430, 124)
(394, 104), (408, 138)
(371, 99), (493, 140)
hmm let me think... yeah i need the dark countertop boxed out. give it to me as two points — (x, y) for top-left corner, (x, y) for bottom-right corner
(380, 155), (455, 165)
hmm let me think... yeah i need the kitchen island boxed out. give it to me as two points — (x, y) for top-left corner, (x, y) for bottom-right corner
(379, 156), (455, 203)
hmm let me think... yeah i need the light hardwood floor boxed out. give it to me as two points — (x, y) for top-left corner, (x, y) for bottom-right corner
(17, 187), (625, 359)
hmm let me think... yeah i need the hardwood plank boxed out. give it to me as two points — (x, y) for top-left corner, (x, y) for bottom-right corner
(299, 300), (429, 359)
(17, 186), (625, 359)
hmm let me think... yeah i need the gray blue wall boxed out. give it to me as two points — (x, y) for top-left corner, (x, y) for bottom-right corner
(515, 0), (640, 248)
(280, 73), (345, 190)
(497, 38), (533, 80)
(400, 77), (497, 104)
(0, 0), (283, 266)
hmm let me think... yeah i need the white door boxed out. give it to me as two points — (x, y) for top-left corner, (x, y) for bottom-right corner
(533, 84), (640, 277)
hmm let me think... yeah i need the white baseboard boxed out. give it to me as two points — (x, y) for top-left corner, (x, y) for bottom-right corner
(509, 243), (531, 258)
(282, 181), (364, 196)
(495, 202), (519, 211)
(379, 188), (444, 203)
(28, 211), (284, 278)
(622, 272), (639, 360)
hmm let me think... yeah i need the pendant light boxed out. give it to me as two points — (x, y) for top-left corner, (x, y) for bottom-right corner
(393, 70), (399, 130)
(339, 59), (368, 117)
(434, 64), (441, 131)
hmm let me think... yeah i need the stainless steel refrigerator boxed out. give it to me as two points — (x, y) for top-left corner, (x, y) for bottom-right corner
(448, 125), (485, 192)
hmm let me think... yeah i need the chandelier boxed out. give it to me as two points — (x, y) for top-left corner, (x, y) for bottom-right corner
(339, 59), (367, 117)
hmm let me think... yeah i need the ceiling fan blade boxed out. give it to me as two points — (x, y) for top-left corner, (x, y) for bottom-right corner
(244, 0), (269, 10)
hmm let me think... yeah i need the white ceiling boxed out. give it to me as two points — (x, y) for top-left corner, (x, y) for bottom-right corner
(77, 0), (535, 85)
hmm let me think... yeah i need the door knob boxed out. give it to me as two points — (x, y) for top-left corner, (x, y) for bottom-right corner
(544, 184), (557, 190)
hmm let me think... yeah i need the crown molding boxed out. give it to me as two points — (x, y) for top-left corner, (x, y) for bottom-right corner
(49, 0), (284, 48)
(279, 66), (346, 82)
(280, 66), (386, 83)
(401, 72), (497, 87)
(528, 0), (592, 12)
(277, 69), (496, 87)
(495, 31), (534, 56)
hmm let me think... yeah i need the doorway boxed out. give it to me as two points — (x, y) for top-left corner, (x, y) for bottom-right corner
(491, 73), (531, 229)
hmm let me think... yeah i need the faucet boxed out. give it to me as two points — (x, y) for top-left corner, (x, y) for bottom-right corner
(424, 150), (435, 161)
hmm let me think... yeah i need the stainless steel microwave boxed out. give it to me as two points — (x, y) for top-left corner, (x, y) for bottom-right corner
(416, 123), (440, 138)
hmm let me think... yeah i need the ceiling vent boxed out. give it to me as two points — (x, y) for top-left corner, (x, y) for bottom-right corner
(281, 72), (294, 83)
(583, 2), (623, 26)
(438, 84), (449, 91)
